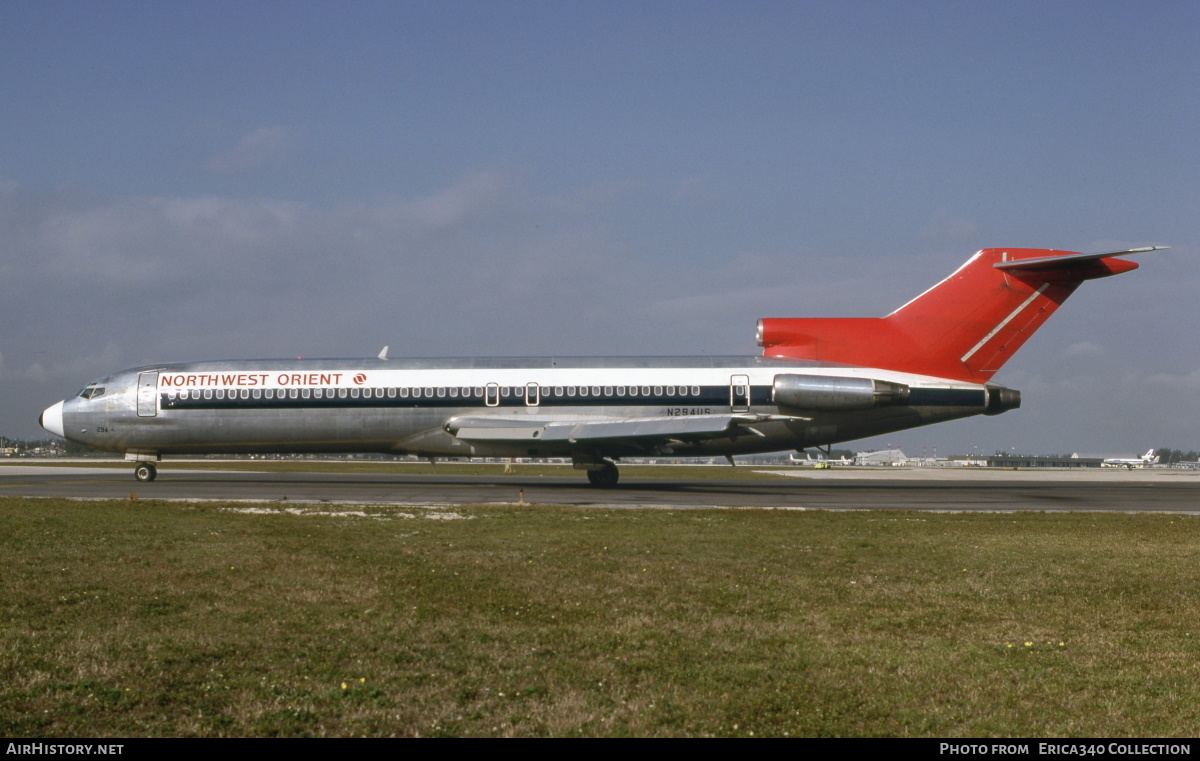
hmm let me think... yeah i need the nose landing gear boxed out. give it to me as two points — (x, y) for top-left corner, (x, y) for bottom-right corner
(134, 462), (157, 482)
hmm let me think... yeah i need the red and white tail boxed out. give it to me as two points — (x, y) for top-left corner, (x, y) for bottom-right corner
(757, 247), (1167, 383)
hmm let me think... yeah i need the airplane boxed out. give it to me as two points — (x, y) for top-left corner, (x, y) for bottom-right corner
(788, 452), (850, 467)
(39, 245), (1168, 486)
(1102, 449), (1160, 469)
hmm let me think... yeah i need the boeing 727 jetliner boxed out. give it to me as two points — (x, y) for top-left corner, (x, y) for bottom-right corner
(40, 246), (1167, 485)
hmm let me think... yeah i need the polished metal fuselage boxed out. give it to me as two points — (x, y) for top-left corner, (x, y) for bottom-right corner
(46, 355), (999, 461)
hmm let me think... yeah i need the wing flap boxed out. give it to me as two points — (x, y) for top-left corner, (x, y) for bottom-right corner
(446, 413), (807, 445)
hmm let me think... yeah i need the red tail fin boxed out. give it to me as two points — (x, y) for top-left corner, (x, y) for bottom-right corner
(758, 247), (1165, 383)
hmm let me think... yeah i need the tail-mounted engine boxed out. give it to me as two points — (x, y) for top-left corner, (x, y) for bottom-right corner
(984, 383), (1021, 416)
(772, 374), (910, 411)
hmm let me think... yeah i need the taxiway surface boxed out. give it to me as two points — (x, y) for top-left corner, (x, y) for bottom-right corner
(3, 465), (1199, 512)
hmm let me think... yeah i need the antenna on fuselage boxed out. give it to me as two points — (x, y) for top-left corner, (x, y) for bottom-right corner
(378, 346), (389, 360)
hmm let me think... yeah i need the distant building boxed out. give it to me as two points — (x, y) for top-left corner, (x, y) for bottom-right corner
(982, 454), (1103, 468)
(854, 449), (908, 466)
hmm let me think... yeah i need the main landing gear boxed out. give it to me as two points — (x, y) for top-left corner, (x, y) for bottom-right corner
(134, 462), (157, 482)
(585, 461), (620, 488)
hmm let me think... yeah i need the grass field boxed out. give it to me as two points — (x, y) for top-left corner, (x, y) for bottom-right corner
(3, 496), (1199, 737)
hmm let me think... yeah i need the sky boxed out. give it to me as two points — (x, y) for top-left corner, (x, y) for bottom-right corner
(1, 0), (1197, 456)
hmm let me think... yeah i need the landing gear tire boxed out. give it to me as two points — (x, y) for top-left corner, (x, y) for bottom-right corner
(586, 463), (619, 488)
(134, 463), (157, 482)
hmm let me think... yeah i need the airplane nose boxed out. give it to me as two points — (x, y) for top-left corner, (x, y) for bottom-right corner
(40, 400), (65, 437)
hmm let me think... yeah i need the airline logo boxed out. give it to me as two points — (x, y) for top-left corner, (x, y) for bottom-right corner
(159, 372), (360, 389)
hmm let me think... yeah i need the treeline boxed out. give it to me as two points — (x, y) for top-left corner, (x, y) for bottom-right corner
(1154, 448), (1200, 465)
(0, 437), (105, 456)
(1, 436), (58, 450)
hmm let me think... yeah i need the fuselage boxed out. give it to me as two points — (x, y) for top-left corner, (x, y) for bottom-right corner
(40, 355), (1012, 461)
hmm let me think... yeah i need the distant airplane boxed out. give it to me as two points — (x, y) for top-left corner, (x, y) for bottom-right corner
(40, 246), (1168, 485)
(788, 452), (850, 467)
(1102, 449), (1160, 469)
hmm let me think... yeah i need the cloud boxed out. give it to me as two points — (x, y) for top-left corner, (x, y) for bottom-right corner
(2, 171), (1195, 451)
(670, 176), (728, 208)
(11, 343), (125, 384)
(1063, 341), (1105, 358)
(1145, 367), (1200, 391)
(207, 126), (297, 173)
(920, 208), (977, 242)
(384, 169), (510, 230)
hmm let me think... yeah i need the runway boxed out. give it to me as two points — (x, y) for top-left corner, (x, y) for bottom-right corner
(3, 464), (1199, 512)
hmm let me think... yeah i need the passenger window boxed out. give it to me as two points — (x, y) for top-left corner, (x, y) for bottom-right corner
(641, 386), (651, 396)
(289, 388), (299, 399)
(691, 385), (700, 396)
(438, 387), (446, 398)
(424, 387), (434, 398)
(653, 386), (662, 396)
(302, 389), (311, 399)
(617, 386), (625, 396)
(666, 386), (675, 396)
(388, 388), (396, 398)
(253, 389), (261, 399)
(567, 387), (576, 397)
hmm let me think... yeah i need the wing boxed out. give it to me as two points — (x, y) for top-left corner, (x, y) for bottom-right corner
(444, 412), (807, 452)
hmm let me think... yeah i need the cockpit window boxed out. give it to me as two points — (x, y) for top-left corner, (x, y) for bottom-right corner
(77, 385), (106, 400)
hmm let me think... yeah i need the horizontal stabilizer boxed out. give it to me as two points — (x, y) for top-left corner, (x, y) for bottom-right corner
(994, 246), (1169, 272)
